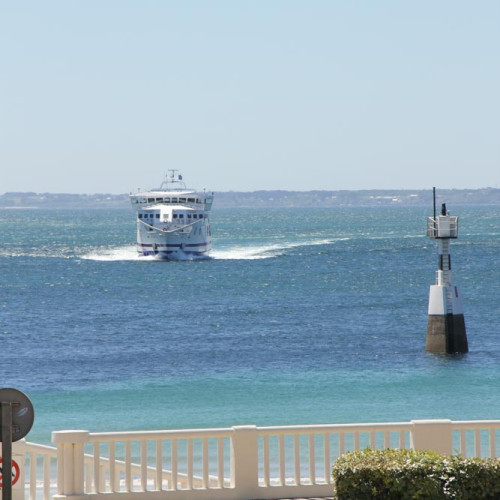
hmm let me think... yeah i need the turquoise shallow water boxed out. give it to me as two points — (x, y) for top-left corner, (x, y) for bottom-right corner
(1, 205), (499, 444)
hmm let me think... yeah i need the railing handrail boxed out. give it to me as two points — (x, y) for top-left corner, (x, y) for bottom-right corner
(88, 427), (233, 442)
(19, 440), (59, 456)
(452, 420), (500, 428)
(257, 421), (412, 434)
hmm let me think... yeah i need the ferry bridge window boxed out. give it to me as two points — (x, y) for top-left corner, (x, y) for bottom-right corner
(188, 198), (195, 203)
(165, 198), (170, 203)
(156, 198), (163, 202)
(192, 214), (197, 219)
(163, 215), (169, 220)
(148, 198), (154, 203)
(187, 214), (192, 219)
(171, 198), (178, 203)
(138, 214), (143, 219)
(173, 214), (178, 219)
(156, 214), (160, 219)
(179, 214), (184, 219)
(179, 198), (186, 203)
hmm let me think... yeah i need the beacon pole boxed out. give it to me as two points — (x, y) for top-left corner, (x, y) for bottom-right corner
(1, 401), (14, 500)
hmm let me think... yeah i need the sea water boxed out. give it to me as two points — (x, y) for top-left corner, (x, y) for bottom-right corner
(0, 205), (499, 445)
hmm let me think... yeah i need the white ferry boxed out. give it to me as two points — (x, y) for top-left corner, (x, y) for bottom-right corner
(130, 170), (213, 259)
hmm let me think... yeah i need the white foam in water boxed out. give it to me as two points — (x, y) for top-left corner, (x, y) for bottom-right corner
(211, 238), (340, 260)
(81, 245), (151, 261)
(210, 245), (279, 260)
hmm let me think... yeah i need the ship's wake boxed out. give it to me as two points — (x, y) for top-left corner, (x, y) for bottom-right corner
(80, 238), (345, 262)
(81, 246), (210, 262)
(211, 238), (342, 260)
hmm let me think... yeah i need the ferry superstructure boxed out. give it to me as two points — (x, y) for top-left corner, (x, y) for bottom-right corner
(130, 170), (213, 259)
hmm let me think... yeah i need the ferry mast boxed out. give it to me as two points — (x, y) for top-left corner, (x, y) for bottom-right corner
(425, 188), (468, 353)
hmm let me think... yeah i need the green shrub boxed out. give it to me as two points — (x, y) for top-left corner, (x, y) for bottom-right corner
(332, 448), (500, 500)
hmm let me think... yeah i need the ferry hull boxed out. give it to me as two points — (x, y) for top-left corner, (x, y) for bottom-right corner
(137, 224), (211, 260)
(138, 242), (211, 260)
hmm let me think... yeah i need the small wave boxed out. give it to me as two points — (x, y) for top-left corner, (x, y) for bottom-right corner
(0, 248), (74, 259)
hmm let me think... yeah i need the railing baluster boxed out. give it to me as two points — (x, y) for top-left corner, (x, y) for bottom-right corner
(140, 440), (147, 491)
(125, 441), (131, 492)
(156, 439), (162, 490)
(293, 434), (300, 486)
(323, 432), (330, 483)
(202, 437), (209, 488)
(279, 434), (285, 486)
(93, 442), (100, 493)
(490, 429), (496, 458)
(109, 441), (116, 492)
(460, 430), (467, 457)
(29, 451), (37, 499)
(43, 454), (51, 500)
(263, 435), (270, 486)
(339, 432), (345, 455)
(171, 439), (178, 490)
(187, 438), (194, 489)
(85, 461), (92, 493)
(308, 434), (315, 484)
(398, 430), (405, 449)
(384, 431), (390, 449)
(475, 429), (482, 457)
(217, 437), (224, 488)
(354, 432), (360, 451)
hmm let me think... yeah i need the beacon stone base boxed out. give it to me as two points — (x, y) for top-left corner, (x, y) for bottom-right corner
(426, 314), (468, 353)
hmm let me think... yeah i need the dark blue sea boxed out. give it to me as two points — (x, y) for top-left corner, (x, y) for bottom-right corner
(1, 205), (499, 445)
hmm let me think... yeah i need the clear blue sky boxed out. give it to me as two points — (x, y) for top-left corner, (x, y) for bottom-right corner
(1, 1), (499, 193)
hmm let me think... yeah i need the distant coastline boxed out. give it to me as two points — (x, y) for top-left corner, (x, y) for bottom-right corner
(1, 188), (499, 209)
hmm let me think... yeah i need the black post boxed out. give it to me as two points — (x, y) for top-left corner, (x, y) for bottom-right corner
(433, 187), (436, 220)
(432, 187), (437, 236)
(1, 402), (13, 500)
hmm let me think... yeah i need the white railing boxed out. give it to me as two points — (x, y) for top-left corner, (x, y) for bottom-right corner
(11, 440), (58, 500)
(8, 419), (500, 500)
